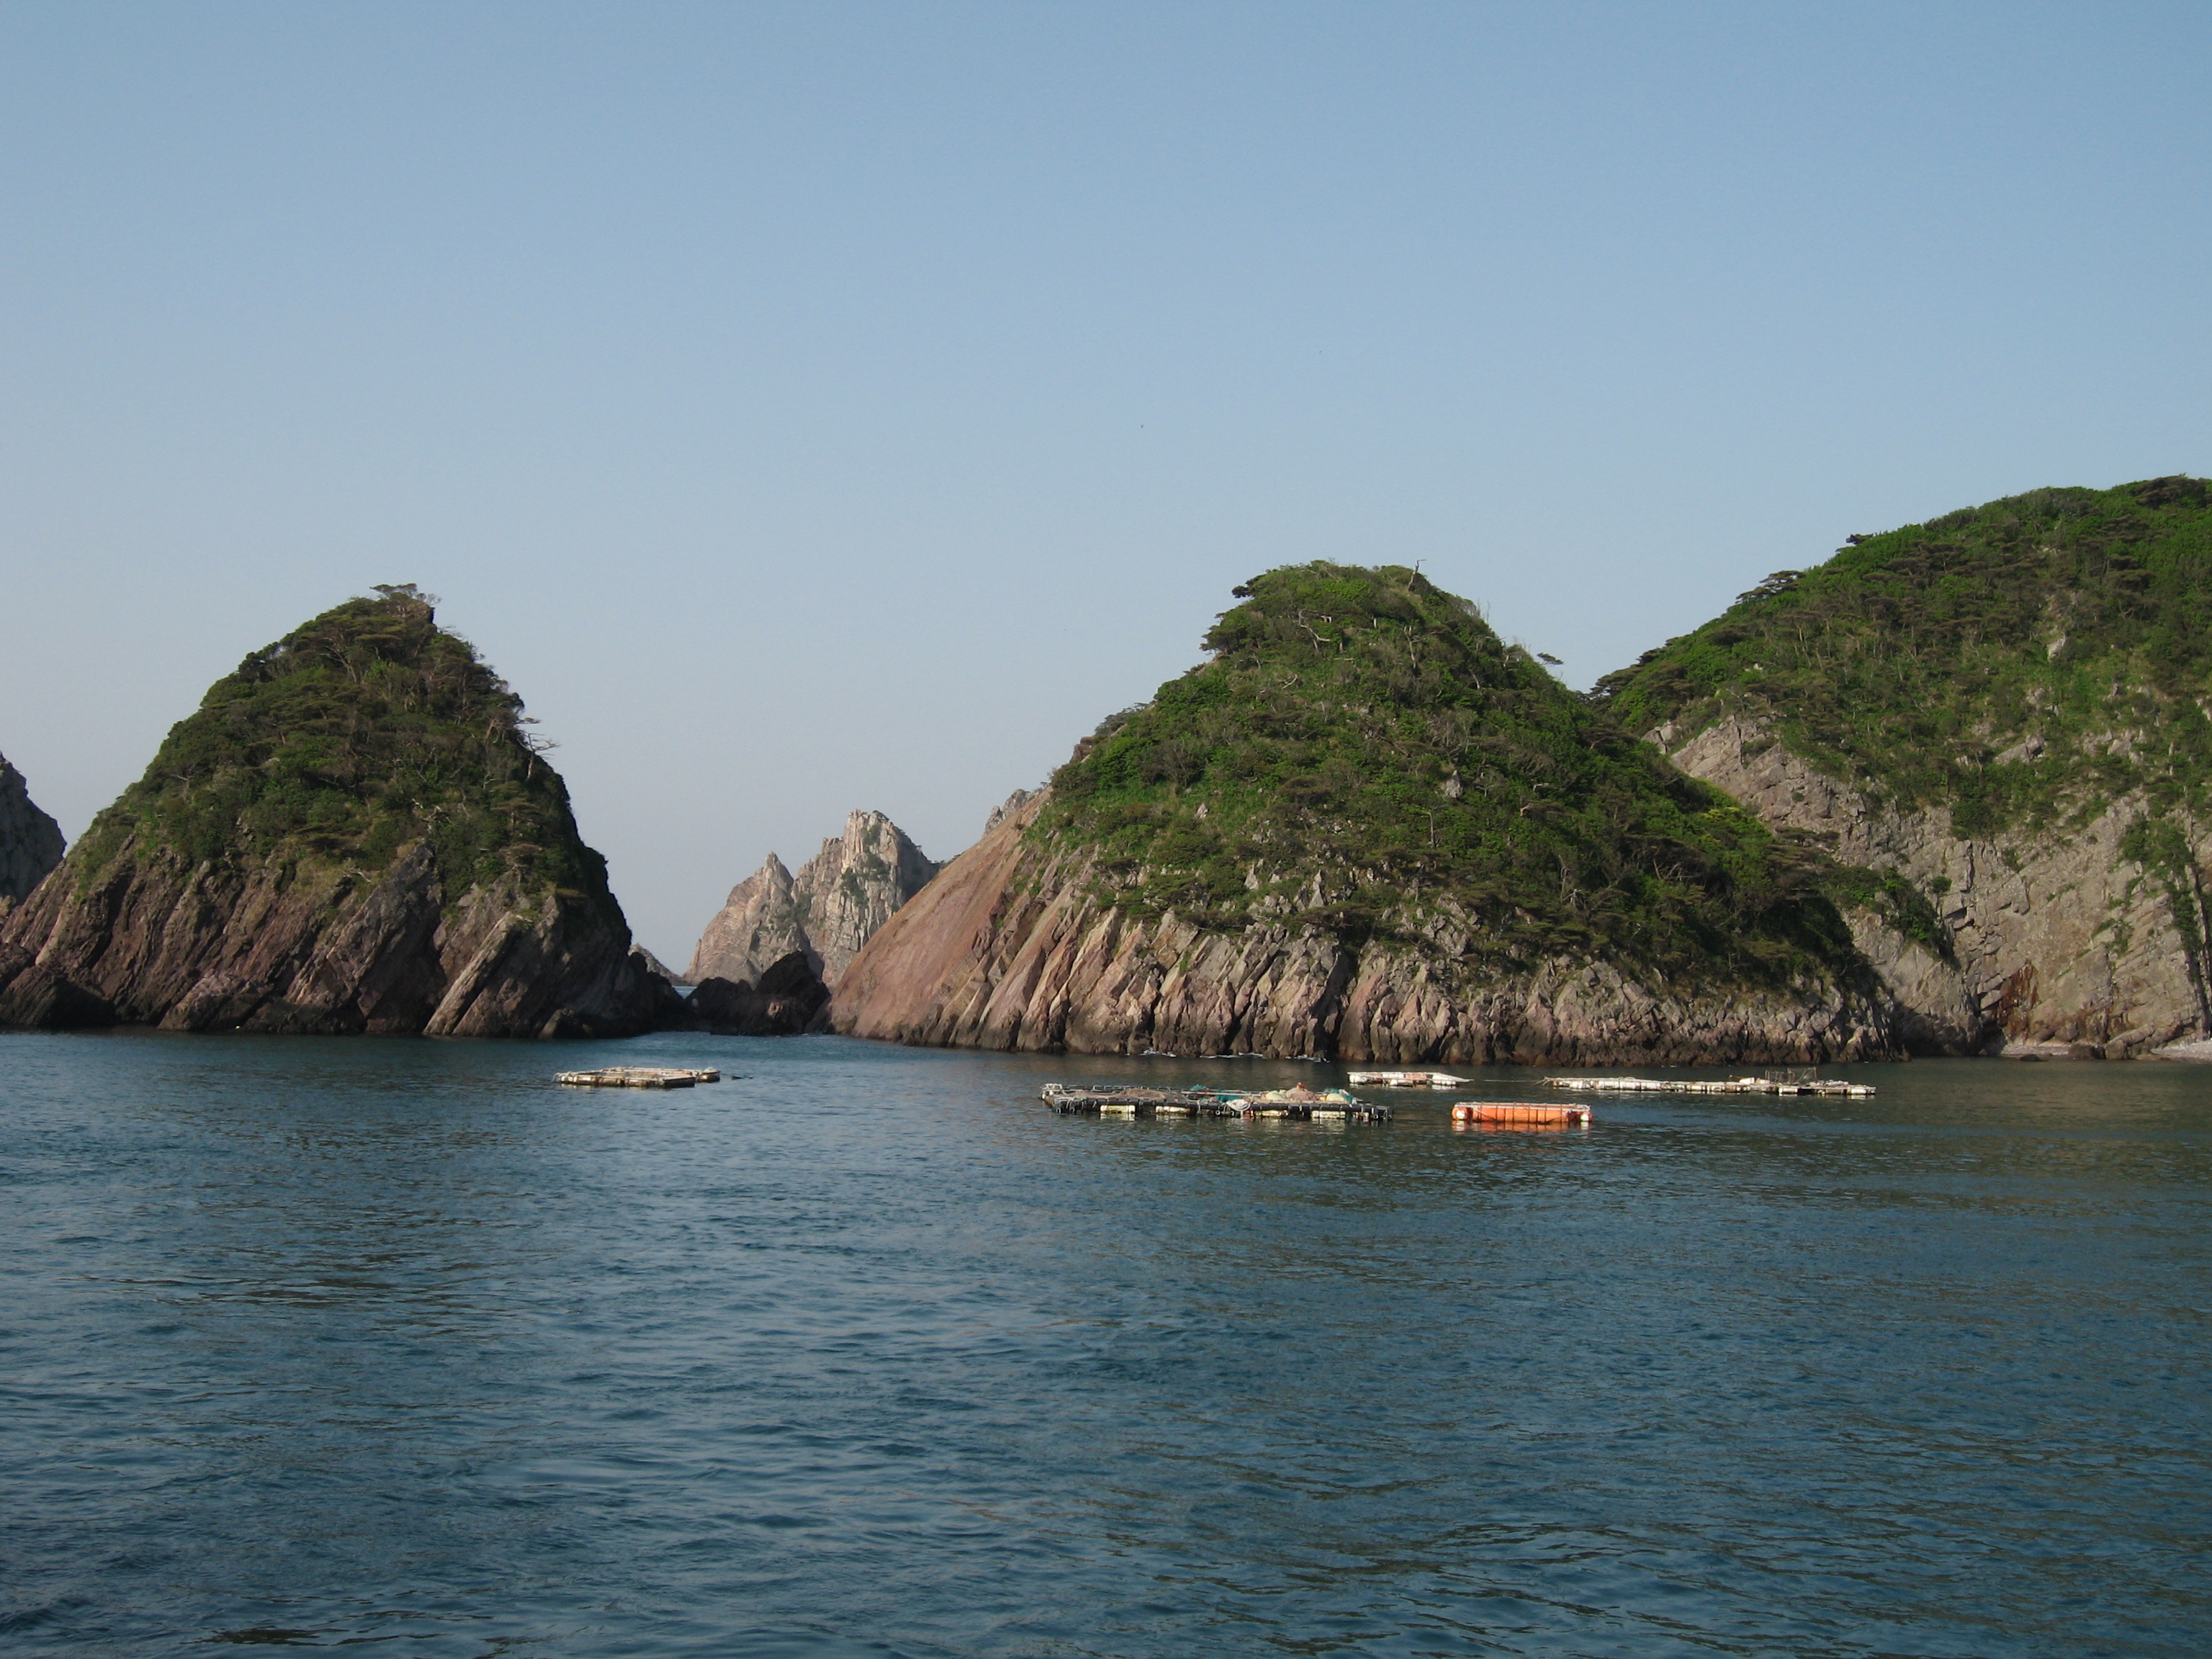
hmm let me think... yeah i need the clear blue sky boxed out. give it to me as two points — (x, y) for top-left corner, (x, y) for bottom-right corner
(4, 1), (2206, 960)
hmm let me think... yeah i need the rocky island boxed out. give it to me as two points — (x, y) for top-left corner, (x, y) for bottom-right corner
(1601, 476), (2212, 1057)
(0, 585), (674, 1035)
(834, 562), (1903, 1064)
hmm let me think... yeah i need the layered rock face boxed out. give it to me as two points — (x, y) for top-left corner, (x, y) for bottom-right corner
(0, 841), (671, 1035)
(836, 795), (1897, 1064)
(0, 751), (65, 912)
(1666, 719), (2199, 1056)
(1602, 479), (2212, 1057)
(688, 810), (938, 987)
(836, 564), (1901, 1065)
(0, 588), (669, 1036)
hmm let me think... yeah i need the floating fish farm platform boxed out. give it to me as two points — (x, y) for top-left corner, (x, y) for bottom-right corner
(557, 1066), (722, 1089)
(1543, 1074), (1874, 1097)
(1042, 1084), (1393, 1123)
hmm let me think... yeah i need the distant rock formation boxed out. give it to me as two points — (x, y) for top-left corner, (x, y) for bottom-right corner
(0, 750), (65, 913)
(688, 810), (938, 988)
(689, 853), (809, 988)
(0, 588), (670, 1036)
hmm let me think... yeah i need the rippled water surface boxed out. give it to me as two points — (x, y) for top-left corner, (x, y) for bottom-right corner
(3, 1033), (2208, 1656)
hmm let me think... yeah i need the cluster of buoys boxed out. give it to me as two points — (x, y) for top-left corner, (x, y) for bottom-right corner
(1452, 1101), (1590, 1129)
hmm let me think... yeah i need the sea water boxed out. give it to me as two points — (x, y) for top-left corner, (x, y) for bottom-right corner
(2, 1032), (2206, 1656)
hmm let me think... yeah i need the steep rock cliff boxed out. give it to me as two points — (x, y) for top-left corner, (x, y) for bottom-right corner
(0, 586), (667, 1035)
(0, 750), (65, 912)
(835, 564), (1900, 1064)
(1659, 719), (2202, 1053)
(1604, 478), (2212, 1056)
(688, 810), (938, 986)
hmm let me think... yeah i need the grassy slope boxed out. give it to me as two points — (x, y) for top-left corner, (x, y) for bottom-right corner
(1036, 562), (1860, 988)
(73, 586), (620, 920)
(1597, 477), (2212, 845)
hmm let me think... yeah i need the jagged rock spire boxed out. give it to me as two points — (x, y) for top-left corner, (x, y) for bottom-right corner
(687, 810), (938, 989)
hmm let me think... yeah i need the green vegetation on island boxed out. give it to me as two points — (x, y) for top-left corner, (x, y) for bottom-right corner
(1035, 562), (1861, 986)
(73, 585), (619, 918)
(1596, 476), (2212, 842)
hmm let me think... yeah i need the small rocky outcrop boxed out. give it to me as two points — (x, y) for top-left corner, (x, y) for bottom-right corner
(983, 788), (1035, 836)
(0, 587), (665, 1037)
(688, 810), (938, 988)
(685, 951), (832, 1035)
(835, 565), (1900, 1065)
(631, 944), (690, 986)
(0, 750), (65, 912)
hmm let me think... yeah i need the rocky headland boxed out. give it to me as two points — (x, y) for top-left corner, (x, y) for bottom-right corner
(0, 586), (675, 1036)
(835, 563), (1902, 1064)
(0, 750), (66, 913)
(688, 809), (938, 988)
(1601, 477), (2212, 1057)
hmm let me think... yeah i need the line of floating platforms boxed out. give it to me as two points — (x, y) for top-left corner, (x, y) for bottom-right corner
(1347, 1069), (1470, 1088)
(1043, 1084), (1393, 1122)
(557, 1066), (721, 1089)
(1544, 1074), (1874, 1097)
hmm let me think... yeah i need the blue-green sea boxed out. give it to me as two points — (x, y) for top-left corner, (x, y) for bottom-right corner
(3, 1033), (2206, 1655)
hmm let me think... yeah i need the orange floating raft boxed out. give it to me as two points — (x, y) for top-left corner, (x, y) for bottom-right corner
(1452, 1102), (1591, 1128)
